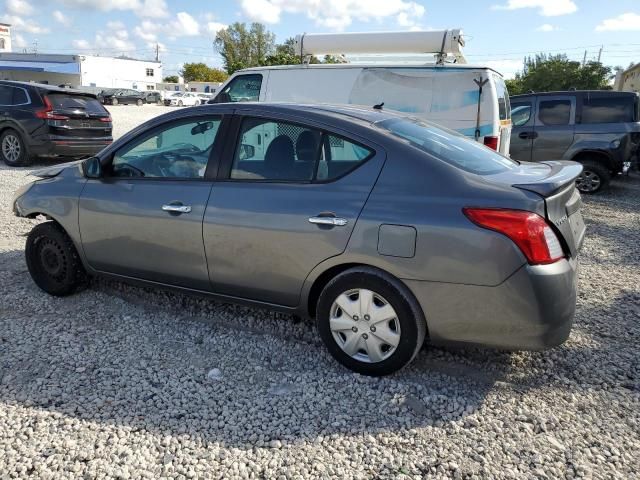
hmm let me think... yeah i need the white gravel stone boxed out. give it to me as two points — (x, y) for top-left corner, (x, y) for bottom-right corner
(0, 108), (639, 478)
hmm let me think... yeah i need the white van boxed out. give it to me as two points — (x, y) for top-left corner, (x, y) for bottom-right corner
(211, 64), (512, 155)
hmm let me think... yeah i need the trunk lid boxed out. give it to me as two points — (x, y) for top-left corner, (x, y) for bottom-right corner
(487, 160), (586, 256)
(45, 93), (112, 139)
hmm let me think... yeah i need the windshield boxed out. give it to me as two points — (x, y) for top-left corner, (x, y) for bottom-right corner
(377, 117), (519, 175)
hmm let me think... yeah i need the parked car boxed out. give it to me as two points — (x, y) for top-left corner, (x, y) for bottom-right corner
(209, 63), (513, 155)
(96, 88), (119, 104)
(167, 92), (201, 107)
(0, 80), (112, 166)
(102, 89), (146, 106)
(13, 103), (585, 376)
(144, 91), (163, 105)
(510, 91), (640, 193)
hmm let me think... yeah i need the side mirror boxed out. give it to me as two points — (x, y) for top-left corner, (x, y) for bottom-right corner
(82, 156), (103, 178)
(239, 144), (255, 160)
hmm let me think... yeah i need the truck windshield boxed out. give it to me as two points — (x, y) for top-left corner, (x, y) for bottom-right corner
(377, 117), (518, 175)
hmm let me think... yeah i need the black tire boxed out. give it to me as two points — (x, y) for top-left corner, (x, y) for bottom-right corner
(317, 267), (427, 376)
(112, 97), (118, 106)
(178, 100), (183, 107)
(25, 222), (87, 296)
(576, 160), (611, 194)
(0, 128), (30, 166)
(136, 99), (143, 106)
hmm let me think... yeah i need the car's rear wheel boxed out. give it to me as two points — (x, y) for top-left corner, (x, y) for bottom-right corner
(317, 267), (426, 376)
(136, 99), (143, 106)
(178, 100), (183, 107)
(576, 160), (610, 194)
(112, 97), (118, 106)
(25, 222), (87, 296)
(1, 129), (30, 166)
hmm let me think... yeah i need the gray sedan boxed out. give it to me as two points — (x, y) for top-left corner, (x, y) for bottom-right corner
(13, 103), (586, 376)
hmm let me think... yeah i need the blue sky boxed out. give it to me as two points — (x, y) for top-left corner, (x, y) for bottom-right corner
(1, 0), (639, 77)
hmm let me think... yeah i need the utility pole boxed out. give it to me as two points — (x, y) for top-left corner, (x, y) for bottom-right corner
(582, 50), (587, 66)
(32, 39), (38, 54)
(155, 43), (159, 62)
(597, 46), (603, 63)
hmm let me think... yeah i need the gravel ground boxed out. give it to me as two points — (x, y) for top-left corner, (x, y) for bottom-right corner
(0, 110), (639, 478)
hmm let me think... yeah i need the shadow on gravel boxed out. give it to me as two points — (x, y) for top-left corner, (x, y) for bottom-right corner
(0, 248), (543, 449)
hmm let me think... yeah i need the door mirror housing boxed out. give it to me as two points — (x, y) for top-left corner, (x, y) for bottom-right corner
(82, 156), (103, 178)
(239, 144), (255, 160)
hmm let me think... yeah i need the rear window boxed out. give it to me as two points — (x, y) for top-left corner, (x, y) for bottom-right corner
(581, 95), (637, 124)
(47, 94), (108, 115)
(493, 75), (511, 121)
(378, 117), (518, 175)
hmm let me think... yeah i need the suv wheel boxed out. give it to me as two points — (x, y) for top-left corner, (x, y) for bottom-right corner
(112, 97), (118, 106)
(1, 129), (30, 166)
(136, 99), (143, 106)
(25, 222), (87, 296)
(317, 267), (426, 376)
(576, 160), (611, 194)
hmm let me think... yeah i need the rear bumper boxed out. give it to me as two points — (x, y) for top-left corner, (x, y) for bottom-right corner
(404, 257), (578, 350)
(29, 137), (112, 157)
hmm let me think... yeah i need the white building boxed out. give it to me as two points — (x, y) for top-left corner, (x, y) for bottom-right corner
(0, 23), (11, 52)
(0, 51), (162, 90)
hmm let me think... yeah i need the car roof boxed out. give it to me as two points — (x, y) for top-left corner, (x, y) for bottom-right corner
(238, 63), (504, 76)
(0, 80), (97, 97)
(512, 90), (640, 98)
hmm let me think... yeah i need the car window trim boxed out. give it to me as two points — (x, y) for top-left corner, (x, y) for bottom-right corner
(0, 85), (31, 106)
(218, 112), (378, 185)
(100, 114), (229, 182)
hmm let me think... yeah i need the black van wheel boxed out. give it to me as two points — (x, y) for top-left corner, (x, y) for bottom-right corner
(25, 222), (87, 296)
(317, 267), (427, 376)
(576, 160), (610, 194)
(1, 129), (30, 166)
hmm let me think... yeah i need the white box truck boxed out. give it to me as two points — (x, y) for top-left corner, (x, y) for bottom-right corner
(211, 30), (512, 155)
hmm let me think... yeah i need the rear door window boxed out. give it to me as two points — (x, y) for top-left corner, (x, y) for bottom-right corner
(511, 101), (533, 127)
(581, 96), (636, 124)
(539, 100), (572, 126)
(0, 86), (14, 105)
(12, 88), (28, 105)
(493, 75), (511, 120)
(47, 94), (108, 116)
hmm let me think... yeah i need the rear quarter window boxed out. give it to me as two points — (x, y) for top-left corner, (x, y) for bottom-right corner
(47, 94), (108, 115)
(493, 75), (511, 121)
(580, 95), (636, 124)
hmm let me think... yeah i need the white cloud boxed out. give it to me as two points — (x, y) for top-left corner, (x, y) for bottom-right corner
(13, 33), (28, 49)
(536, 23), (558, 31)
(72, 39), (91, 49)
(134, 12), (200, 43)
(596, 12), (640, 32)
(239, 0), (426, 30)
(206, 22), (228, 36)
(73, 22), (136, 52)
(0, 14), (50, 34)
(52, 10), (71, 26)
(241, 0), (282, 24)
(7, 0), (34, 15)
(485, 59), (523, 79)
(59, 0), (168, 18)
(492, 0), (577, 16)
(171, 12), (200, 36)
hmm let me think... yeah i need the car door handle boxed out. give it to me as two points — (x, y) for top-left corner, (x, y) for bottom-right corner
(162, 204), (192, 214)
(518, 131), (538, 140)
(309, 216), (348, 226)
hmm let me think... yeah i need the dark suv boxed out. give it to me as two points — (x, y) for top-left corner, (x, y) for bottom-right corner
(0, 81), (112, 166)
(510, 91), (640, 193)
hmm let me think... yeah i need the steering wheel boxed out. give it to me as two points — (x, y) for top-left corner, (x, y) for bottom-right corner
(113, 163), (146, 177)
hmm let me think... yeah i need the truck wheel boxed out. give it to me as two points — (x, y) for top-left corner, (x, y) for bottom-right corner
(1, 129), (30, 166)
(316, 267), (427, 376)
(576, 160), (610, 194)
(25, 222), (87, 296)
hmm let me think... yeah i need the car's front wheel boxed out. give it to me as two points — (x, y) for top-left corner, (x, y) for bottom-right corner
(25, 222), (87, 296)
(576, 160), (611, 194)
(0, 129), (30, 166)
(111, 97), (118, 106)
(136, 99), (143, 106)
(317, 267), (426, 376)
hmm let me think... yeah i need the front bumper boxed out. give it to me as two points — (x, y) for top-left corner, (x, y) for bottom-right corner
(404, 257), (578, 350)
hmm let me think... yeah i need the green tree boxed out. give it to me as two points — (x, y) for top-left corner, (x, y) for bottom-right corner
(506, 54), (612, 95)
(215, 22), (276, 74)
(179, 63), (228, 83)
(162, 75), (179, 83)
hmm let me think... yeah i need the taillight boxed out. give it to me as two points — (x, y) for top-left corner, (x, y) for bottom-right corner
(98, 116), (112, 122)
(463, 208), (564, 265)
(483, 135), (499, 150)
(35, 96), (69, 120)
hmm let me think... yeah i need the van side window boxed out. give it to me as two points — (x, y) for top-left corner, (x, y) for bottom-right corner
(581, 96), (635, 124)
(511, 101), (532, 127)
(214, 74), (262, 103)
(539, 100), (571, 126)
(493, 75), (510, 121)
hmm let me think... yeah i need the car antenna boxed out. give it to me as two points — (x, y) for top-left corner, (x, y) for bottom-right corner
(373, 102), (384, 110)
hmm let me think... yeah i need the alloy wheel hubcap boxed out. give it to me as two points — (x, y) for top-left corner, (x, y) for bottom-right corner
(576, 171), (600, 192)
(2, 135), (21, 163)
(329, 288), (401, 363)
